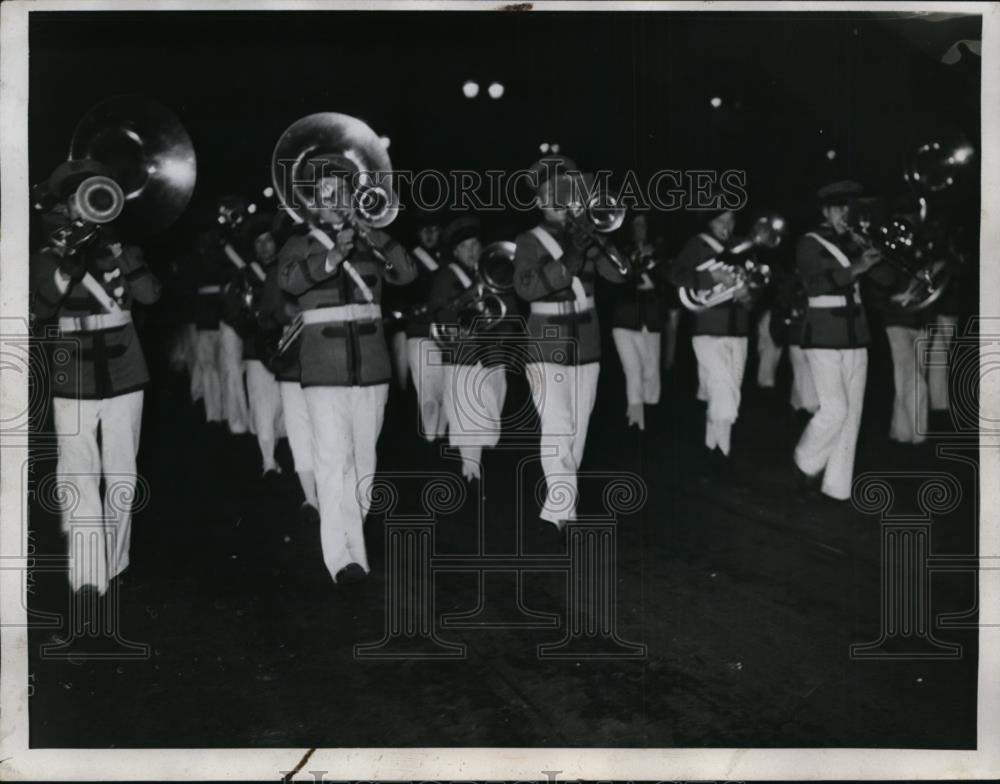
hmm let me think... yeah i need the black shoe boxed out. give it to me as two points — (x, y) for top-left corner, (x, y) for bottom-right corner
(708, 448), (734, 480)
(297, 502), (320, 525)
(792, 462), (822, 498)
(335, 563), (368, 585)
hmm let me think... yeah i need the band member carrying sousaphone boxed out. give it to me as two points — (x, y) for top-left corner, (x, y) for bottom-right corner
(29, 96), (195, 607)
(513, 154), (627, 541)
(273, 112), (416, 586)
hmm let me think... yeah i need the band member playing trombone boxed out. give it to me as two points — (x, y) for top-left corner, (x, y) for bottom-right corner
(277, 153), (416, 585)
(670, 203), (754, 475)
(31, 160), (162, 597)
(611, 212), (670, 430)
(430, 216), (515, 482)
(792, 180), (882, 502)
(513, 155), (626, 536)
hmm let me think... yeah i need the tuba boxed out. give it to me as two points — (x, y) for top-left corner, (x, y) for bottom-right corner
(678, 211), (787, 312)
(429, 241), (517, 348)
(35, 95), (197, 255)
(270, 112), (398, 269)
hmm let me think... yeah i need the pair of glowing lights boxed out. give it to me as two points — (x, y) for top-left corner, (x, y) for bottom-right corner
(462, 80), (505, 99)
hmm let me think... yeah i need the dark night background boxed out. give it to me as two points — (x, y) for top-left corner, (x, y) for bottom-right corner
(29, 10), (982, 262)
(24, 9), (985, 752)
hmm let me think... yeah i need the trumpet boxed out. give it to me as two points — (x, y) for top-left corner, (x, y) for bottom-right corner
(678, 212), (787, 312)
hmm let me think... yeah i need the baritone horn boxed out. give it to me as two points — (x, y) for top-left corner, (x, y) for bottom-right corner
(429, 241), (517, 348)
(678, 211), (787, 312)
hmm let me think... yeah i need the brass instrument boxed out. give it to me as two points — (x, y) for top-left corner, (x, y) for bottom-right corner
(35, 95), (197, 255)
(567, 189), (630, 275)
(428, 241), (517, 347)
(271, 112), (398, 269)
(678, 212), (787, 312)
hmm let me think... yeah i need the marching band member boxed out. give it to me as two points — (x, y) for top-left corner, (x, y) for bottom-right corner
(258, 228), (320, 524)
(278, 161), (416, 585)
(611, 213), (669, 430)
(792, 180), (883, 502)
(670, 203), (754, 475)
(30, 160), (161, 597)
(213, 195), (253, 435)
(513, 155), (626, 535)
(405, 213), (448, 440)
(431, 216), (513, 482)
(193, 231), (225, 426)
(226, 212), (286, 475)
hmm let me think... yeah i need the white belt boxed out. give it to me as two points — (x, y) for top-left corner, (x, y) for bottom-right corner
(531, 297), (595, 315)
(300, 304), (382, 324)
(809, 293), (861, 308)
(58, 311), (132, 333)
(198, 285), (221, 294)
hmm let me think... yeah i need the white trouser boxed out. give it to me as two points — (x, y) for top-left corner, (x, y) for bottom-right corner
(183, 324), (203, 403)
(612, 327), (661, 406)
(756, 311), (784, 388)
(795, 348), (867, 501)
(886, 326), (928, 445)
(692, 335), (748, 455)
(929, 314), (958, 411)
(407, 337), (448, 441)
(445, 362), (507, 477)
(280, 381), (313, 474)
(218, 321), (249, 434)
(789, 345), (820, 413)
(195, 329), (222, 422)
(52, 391), (144, 594)
(304, 384), (389, 580)
(526, 361), (600, 525)
(246, 360), (284, 471)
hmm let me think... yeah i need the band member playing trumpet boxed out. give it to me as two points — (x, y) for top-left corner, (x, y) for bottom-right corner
(611, 212), (670, 430)
(793, 180), (882, 502)
(513, 155), (626, 536)
(277, 157), (416, 585)
(31, 160), (162, 597)
(430, 216), (514, 482)
(670, 203), (754, 475)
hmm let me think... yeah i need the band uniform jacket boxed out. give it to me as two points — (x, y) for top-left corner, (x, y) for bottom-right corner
(31, 237), (160, 400)
(278, 228), (416, 387)
(612, 239), (671, 332)
(670, 234), (753, 337)
(513, 222), (626, 365)
(428, 261), (518, 367)
(384, 245), (441, 339)
(795, 225), (872, 349)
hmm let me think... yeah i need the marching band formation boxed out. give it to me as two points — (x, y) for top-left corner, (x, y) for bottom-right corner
(29, 102), (972, 601)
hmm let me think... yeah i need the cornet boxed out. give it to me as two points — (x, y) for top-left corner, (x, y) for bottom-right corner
(678, 212), (787, 312)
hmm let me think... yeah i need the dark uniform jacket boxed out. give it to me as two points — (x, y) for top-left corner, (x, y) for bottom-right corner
(31, 237), (160, 400)
(278, 227), (416, 387)
(611, 239), (671, 332)
(428, 261), (518, 367)
(670, 233), (753, 337)
(513, 222), (626, 365)
(257, 262), (301, 382)
(385, 245), (441, 339)
(795, 225), (871, 349)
